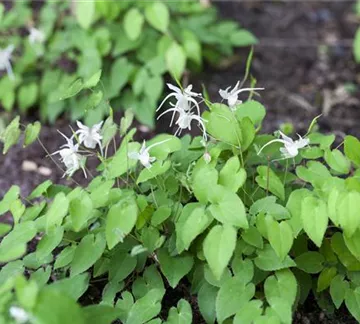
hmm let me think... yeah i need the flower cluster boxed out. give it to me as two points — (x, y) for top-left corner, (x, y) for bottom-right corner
(0, 27), (44, 79)
(52, 121), (103, 178)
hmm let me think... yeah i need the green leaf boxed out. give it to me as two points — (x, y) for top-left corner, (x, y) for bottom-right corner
(354, 27), (360, 63)
(145, 2), (169, 33)
(330, 275), (349, 309)
(2, 116), (21, 154)
(344, 135), (360, 167)
(192, 165), (218, 204)
(124, 8), (144, 41)
(198, 283), (218, 324)
(24, 121), (41, 147)
(84, 305), (122, 324)
(236, 100), (266, 127)
(146, 134), (182, 160)
(337, 191), (360, 237)
(264, 269), (297, 307)
(108, 252), (136, 284)
(295, 252), (324, 274)
(70, 233), (106, 277)
(127, 289), (163, 324)
(89, 180), (115, 208)
(49, 273), (90, 301)
(324, 149), (350, 174)
(0, 222), (37, 262)
(137, 160), (171, 184)
(151, 206), (172, 227)
(230, 29), (258, 46)
(157, 248), (193, 288)
(83, 70), (102, 88)
(254, 244), (296, 271)
(345, 288), (360, 322)
(54, 245), (77, 270)
(132, 265), (164, 300)
(59, 78), (84, 100)
(74, 0), (95, 30)
(231, 258), (254, 283)
(69, 192), (93, 232)
(177, 205), (212, 252)
(331, 232), (360, 271)
(216, 276), (255, 323)
(182, 30), (202, 65)
(286, 189), (312, 237)
(203, 225), (237, 280)
(106, 196), (138, 249)
(218, 156), (246, 192)
(300, 196), (328, 247)
(0, 260), (24, 285)
(208, 186), (248, 229)
(234, 300), (263, 324)
(0, 185), (20, 215)
(165, 299), (192, 324)
(202, 104), (242, 147)
(266, 216), (293, 261)
(28, 180), (52, 200)
(45, 192), (69, 232)
(317, 267), (337, 292)
(344, 230), (360, 261)
(165, 42), (186, 80)
(33, 287), (85, 324)
(18, 83), (38, 112)
(36, 226), (64, 260)
(256, 166), (285, 201)
(242, 226), (263, 249)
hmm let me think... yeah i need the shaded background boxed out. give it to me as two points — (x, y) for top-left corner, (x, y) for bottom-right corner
(1, 0), (359, 194)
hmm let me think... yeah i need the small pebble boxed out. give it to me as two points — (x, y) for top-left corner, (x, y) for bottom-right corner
(37, 166), (52, 176)
(139, 125), (150, 133)
(22, 160), (38, 172)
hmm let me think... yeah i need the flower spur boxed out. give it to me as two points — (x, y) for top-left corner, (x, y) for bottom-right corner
(128, 138), (172, 169)
(257, 131), (309, 160)
(219, 81), (264, 111)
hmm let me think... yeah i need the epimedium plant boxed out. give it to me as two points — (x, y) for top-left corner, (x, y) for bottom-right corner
(2, 79), (360, 323)
(0, 0), (257, 127)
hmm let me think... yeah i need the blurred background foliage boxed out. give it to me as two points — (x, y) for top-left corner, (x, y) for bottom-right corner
(0, 0), (257, 127)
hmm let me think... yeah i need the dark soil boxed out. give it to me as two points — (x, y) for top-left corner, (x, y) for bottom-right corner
(1, 1), (360, 323)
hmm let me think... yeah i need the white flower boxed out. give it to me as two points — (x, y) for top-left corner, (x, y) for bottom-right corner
(28, 27), (45, 44)
(128, 139), (171, 169)
(51, 131), (87, 178)
(9, 306), (29, 324)
(75, 121), (103, 154)
(258, 131), (309, 159)
(219, 81), (264, 111)
(157, 83), (201, 127)
(157, 107), (207, 141)
(0, 45), (15, 80)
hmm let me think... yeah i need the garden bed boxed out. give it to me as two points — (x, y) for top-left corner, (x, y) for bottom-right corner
(1, 1), (360, 323)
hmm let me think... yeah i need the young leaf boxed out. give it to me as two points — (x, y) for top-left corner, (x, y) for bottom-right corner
(219, 156), (246, 192)
(145, 2), (169, 33)
(24, 121), (41, 147)
(216, 276), (255, 323)
(165, 42), (186, 81)
(330, 275), (349, 309)
(324, 149), (350, 174)
(300, 196), (328, 247)
(198, 283), (218, 324)
(295, 252), (324, 274)
(106, 196), (138, 250)
(157, 248), (193, 288)
(165, 299), (192, 324)
(254, 244), (296, 271)
(70, 233), (106, 277)
(36, 226), (64, 260)
(256, 166), (285, 201)
(336, 191), (360, 237)
(345, 288), (360, 322)
(266, 216), (293, 261)
(69, 192), (93, 232)
(344, 135), (360, 167)
(45, 192), (69, 232)
(0, 185), (20, 215)
(233, 300), (263, 324)
(74, 0), (95, 30)
(203, 225), (237, 280)
(28, 180), (52, 200)
(124, 8), (144, 41)
(83, 70), (102, 89)
(2, 116), (21, 154)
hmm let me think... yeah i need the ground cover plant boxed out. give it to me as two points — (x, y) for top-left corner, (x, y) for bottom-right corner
(0, 0), (256, 127)
(2, 69), (360, 323)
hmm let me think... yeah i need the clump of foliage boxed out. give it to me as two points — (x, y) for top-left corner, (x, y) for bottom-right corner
(0, 0), (256, 127)
(2, 75), (360, 323)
